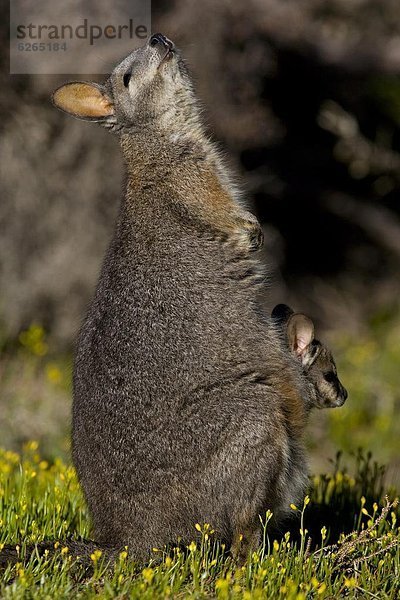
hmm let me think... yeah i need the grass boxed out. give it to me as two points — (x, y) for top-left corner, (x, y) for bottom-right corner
(305, 305), (400, 483)
(326, 308), (400, 464)
(0, 445), (399, 598)
(0, 324), (71, 460)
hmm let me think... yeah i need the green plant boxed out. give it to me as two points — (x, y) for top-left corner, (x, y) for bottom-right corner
(0, 446), (398, 598)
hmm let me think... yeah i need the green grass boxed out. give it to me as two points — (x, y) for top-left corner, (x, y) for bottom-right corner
(326, 308), (400, 464)
(0, 324), (71, 461)
(0, 446), (399, 598)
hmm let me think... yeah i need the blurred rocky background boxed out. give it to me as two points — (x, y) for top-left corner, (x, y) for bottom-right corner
(0, 0), (399, 482)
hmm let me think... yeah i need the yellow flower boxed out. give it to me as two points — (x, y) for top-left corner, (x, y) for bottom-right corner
(290, 503), (298, 511)
(5, 450), (20, 463)
(142, 567), (154, 584)
(25, 441), (39, 452)
(19, 324), (48, 356)
(215, 576), (230, 596)
(90, 549), (102, 563)
(299, 528), (308, 537)
(46, 364), (63, 384)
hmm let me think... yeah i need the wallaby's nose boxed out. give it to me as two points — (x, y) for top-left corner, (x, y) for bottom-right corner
(337, 385), (348, 405)
(149, 33), (172, 49)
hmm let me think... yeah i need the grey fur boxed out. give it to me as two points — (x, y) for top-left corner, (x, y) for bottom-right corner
(2, 36), (319, 566)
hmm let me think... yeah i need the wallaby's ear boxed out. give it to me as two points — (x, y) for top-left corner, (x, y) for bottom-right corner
(286, 313), (315, 357)
(52, 82), (114, 121)
(271, 304), (294, 327)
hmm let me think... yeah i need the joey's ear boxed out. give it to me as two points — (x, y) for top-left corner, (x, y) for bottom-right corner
(52, 82), (114, 121)
(271, 304), (294, 328)
(286, 313), (315, 357)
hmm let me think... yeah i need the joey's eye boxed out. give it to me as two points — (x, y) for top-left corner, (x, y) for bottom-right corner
(324, 372), (336, 384)
(123, 71), (131, 88)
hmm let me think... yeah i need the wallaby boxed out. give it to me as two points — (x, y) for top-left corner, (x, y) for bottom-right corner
(1, 35), (331, 567)
(272, 304), (347, 410)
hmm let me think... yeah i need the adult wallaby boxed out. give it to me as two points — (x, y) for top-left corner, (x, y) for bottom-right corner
(1, 35), (319, 566)
(272, 304), (347, 411)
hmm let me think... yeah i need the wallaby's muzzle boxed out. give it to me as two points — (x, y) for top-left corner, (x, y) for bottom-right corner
(323, 381), (348, 408)
(149, 33), (175, 63)
(335, 384), (348, 406)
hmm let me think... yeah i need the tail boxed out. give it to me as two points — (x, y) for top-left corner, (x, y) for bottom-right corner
(0, 539), (121, 570)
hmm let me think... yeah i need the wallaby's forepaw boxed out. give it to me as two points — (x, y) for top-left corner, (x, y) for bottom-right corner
(238, 212), (264, 252)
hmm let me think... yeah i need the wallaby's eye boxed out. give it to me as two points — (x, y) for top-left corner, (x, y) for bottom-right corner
(324, 372), (336, 384)
(123, 71), (131, 88)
